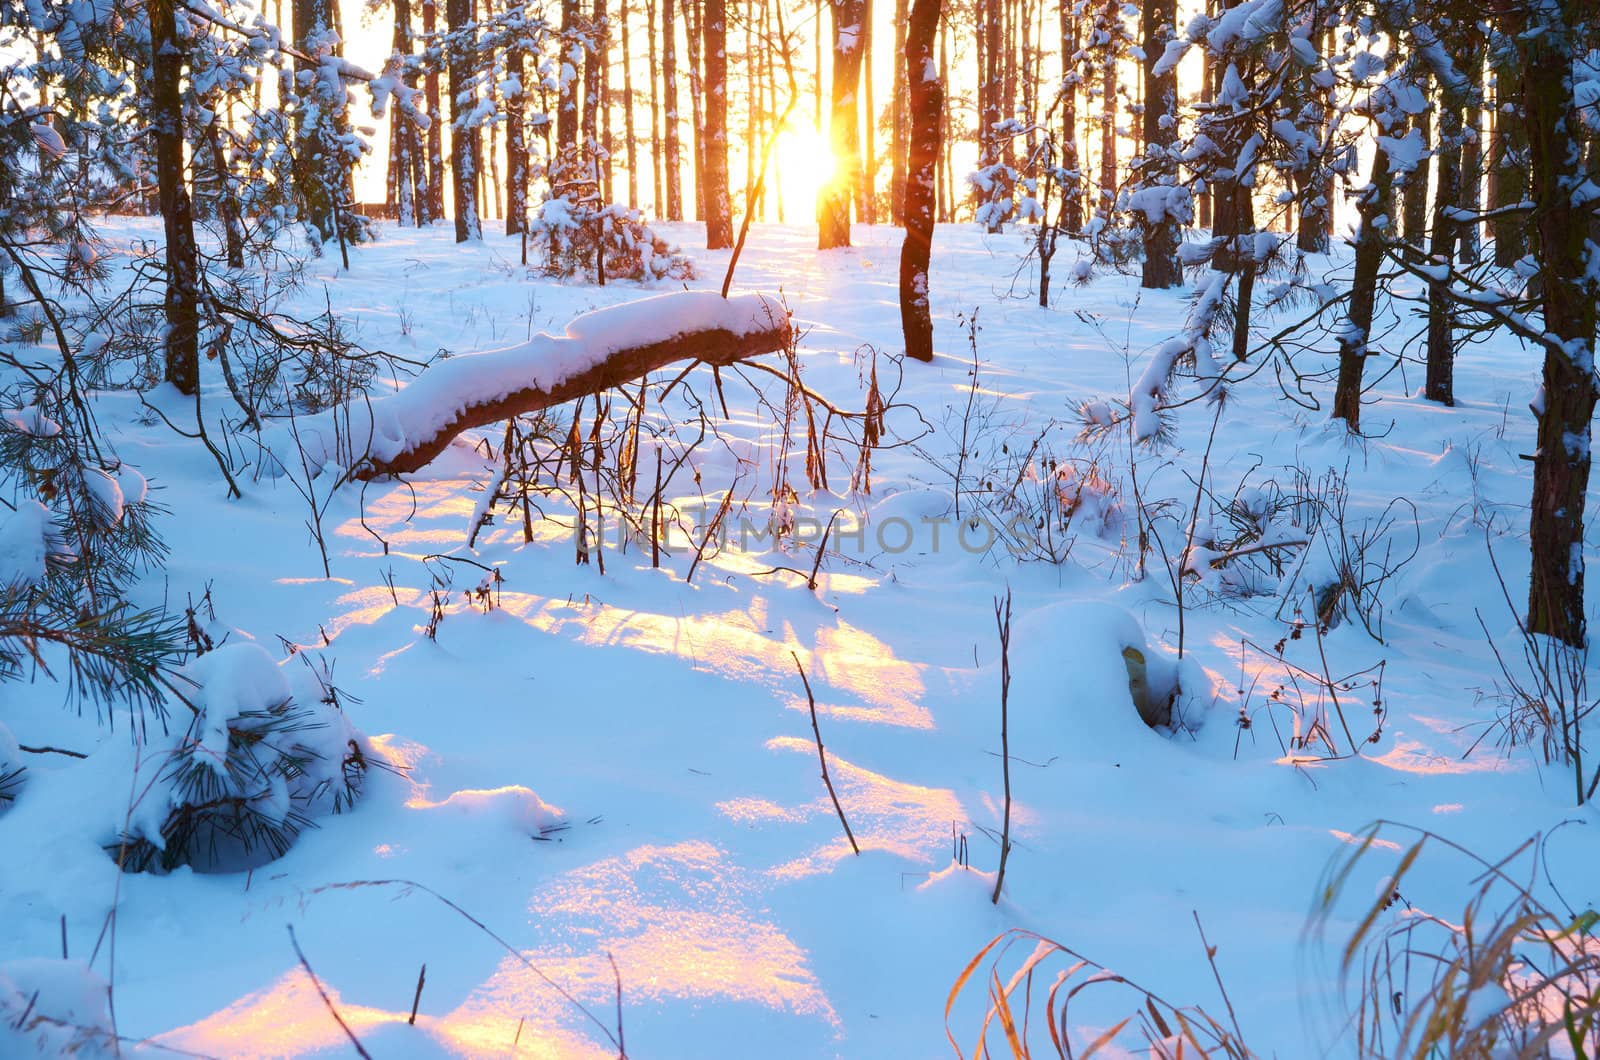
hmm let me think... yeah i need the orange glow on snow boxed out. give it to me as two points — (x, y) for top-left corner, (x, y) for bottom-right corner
(759, 736), (967, 879)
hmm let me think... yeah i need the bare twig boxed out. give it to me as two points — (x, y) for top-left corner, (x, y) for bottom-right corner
(992, 589), (1013, 905)
(792, 651), (859, 855)
(286, 924), (373, 1059)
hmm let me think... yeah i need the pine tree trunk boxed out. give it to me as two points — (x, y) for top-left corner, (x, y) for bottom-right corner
(1059, 0), (1081, 235)
(423, 0), (445, 221)
(1458, 44), (1484, 266)
(819, 0), (866, 248)
(859, 0), (875, 224)
(890, 0), (909, 224)
(446, 0), (482, 240)
(900, 0), (942, 361)
(977, 0), (1006, 232)
(506, 43), (529, 235)
(1489, 47), (1528, 267)
(204, 118), (246, 268)
(583, 0), (604, 164)
(702, 0), (734, 246)
(151, 0), (200, 395)
(646, 0), (665, 217)
(1424, 44), (1473, 407)
(388, 0), (422, 227)
(662, 0), (683, 218)
(1138, 0), (1178, 288)
(1096, 0), (1115, 223)
(621, 0), (638, 208)
(1333, 131), (1395, 430)
(938, 22), (952, 222)
(1293, 22), (1331, 253)
(1400, 82), (1432, 255)
(682, 0), (707, 220)
(1520, 11), (1598, 647)
(291, 0), (355, 243)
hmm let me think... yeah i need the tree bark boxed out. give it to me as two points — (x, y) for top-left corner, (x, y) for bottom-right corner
(1488, 46), (1528, 266)
(701, 0), (734, 247)
(1059, 0), (1081, 234)
(446, 0), (482, 241)
(899, 0), (942, 362)
(1333, 125), (1395, 430)
(152, 0), (201, 395)
(819, 0), (866, 248)
(621, 0), (639, 209)
(662, 0), (684, 218)
(505, 41), (529, 235)
(422, 0), (445, 221)
(1520, 9), (1598, 647)
(646, 0), (665, 217)
(1138, 0), (1179, 289)
(681, 0), (707, 220)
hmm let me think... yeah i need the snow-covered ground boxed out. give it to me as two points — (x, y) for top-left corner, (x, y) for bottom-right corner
(2, 218), (1595, 1057)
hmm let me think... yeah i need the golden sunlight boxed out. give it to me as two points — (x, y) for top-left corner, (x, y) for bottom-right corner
(770, 125), (836, 222)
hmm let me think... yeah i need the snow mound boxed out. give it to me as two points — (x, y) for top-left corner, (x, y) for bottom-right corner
(413, 785), (564, 837)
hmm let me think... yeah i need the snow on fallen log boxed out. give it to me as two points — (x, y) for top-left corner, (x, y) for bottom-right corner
(258, 291), (792, 478)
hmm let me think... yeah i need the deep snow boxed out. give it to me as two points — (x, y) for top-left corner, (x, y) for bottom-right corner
(1, 218), (1596, 1057)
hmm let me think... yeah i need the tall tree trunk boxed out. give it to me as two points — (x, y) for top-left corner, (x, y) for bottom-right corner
(557, 0), (581, 186)
(204, 117), (246, 268)
(1520, 9), (1598, 648)
(1096, 0), (1116, 223)
(506, 41), (529, 235)
(446, 0), (482, 240)
(583, 0), (604, 165)
(292, 0), (356, 243)
(819, 0), (866, 248)
(1489, 45), (1528, 266)
(1400, 79), (1432, 254)
(1138, 0), (1179, 288)
(1333, 115), (1397, 430)
(976, 0), (1006, 232)
(900, 0), (942, 361)
(1458, 43), (1484, 266)
(682, 0), (707, 220)
(890, 0), (909, 224)
(1293, 21), (1331, 253)
(938, 19), (952, 222)
(1424, 37), (1476, 406)
(646, 0), (664, 217)
(1059, 0), (1081, 235)
(662, 0), (683, 218)
(702, 0), (734, 246)
(388, 0), (424, 227)
(859, 0), (875, 223)
(151, 0), (200, 395)
(422, 0), (445, 221)
(621, 0), (639, 208)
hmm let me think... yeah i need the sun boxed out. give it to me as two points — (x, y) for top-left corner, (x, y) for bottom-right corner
(770, 124), (836, 221)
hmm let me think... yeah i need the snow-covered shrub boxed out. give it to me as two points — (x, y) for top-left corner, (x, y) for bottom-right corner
(968, 160), (1018, 232)
(531, 196), (695, 284)
(0, 958), (114, 1056)
(109, 642), (371, 874)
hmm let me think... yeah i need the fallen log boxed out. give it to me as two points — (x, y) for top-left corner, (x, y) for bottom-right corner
(258, 291), (791, 478)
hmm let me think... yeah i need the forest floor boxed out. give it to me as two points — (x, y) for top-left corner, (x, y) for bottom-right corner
(2, 218), (1595, 1057)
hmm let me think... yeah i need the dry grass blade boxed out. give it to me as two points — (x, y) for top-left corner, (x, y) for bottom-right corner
(1310, 822), (1600, 1058)
(948, 928), (1255, 1059)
